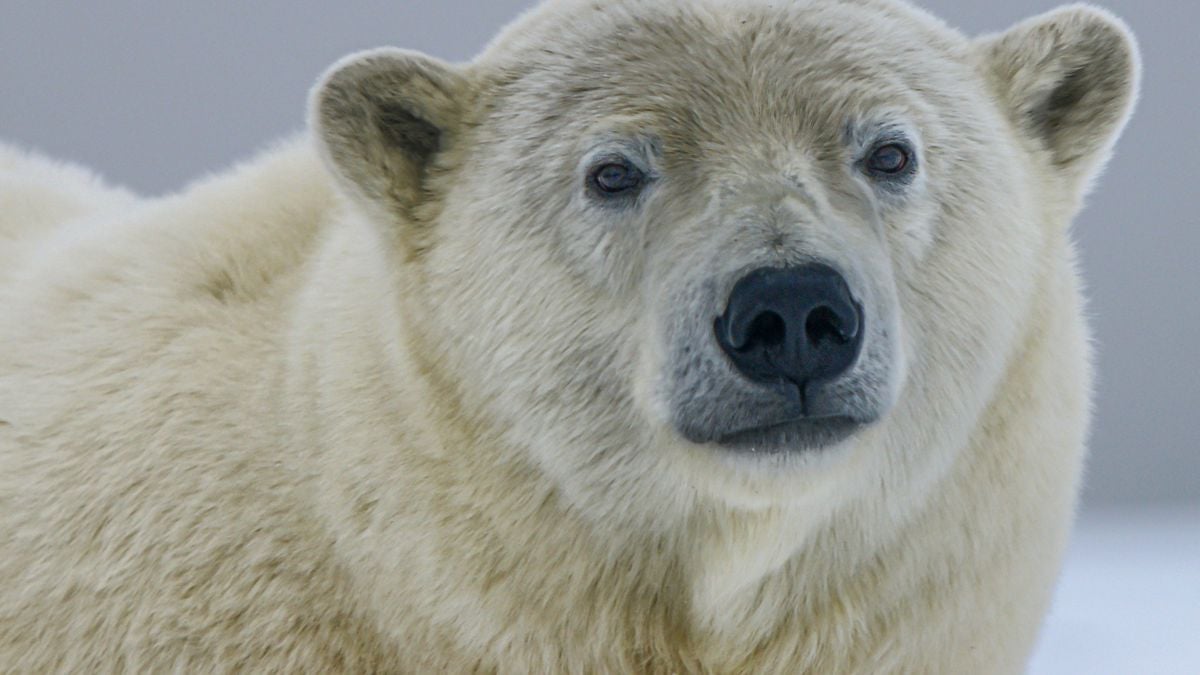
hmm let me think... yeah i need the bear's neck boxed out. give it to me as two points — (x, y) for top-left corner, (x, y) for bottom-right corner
(284, 199), (1077, 672)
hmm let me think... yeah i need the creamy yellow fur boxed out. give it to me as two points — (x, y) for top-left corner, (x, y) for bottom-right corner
(0, 1), (1138, 672)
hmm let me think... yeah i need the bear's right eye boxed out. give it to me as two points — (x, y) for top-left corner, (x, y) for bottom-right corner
(587, 159), (646, 199)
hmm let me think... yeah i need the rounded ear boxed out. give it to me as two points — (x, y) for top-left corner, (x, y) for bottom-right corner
(976, 5), (1140, 192)
(309, 48), (469, 219)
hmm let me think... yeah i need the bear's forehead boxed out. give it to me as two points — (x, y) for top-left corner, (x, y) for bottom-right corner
(474, 0), (972, 149)
(480, 0), (965, 62)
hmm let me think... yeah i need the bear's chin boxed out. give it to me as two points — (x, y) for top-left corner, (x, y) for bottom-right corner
(704, 415), (866, 454)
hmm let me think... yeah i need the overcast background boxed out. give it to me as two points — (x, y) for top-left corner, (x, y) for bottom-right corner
(1, 1), (1195, 511)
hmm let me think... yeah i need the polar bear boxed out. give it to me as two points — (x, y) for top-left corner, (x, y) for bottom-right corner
(0, 0), (1138, 671)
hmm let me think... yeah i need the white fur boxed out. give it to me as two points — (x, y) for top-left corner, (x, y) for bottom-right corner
(0, 1), (1138, 671)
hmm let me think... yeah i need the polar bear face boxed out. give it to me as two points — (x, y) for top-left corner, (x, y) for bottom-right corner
(313, 0), (1136, 521)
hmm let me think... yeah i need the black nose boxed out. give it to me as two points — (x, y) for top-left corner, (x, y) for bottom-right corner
(715, 264), (864, 389)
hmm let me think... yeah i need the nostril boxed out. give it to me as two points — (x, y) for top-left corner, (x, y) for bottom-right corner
(805, 306), (848, 346)
(716, 264), (864, 388)
(743, 311), (786, 351)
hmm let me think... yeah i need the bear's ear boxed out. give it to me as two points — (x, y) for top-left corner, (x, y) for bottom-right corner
(976, 5), (1140, 190)
(310, 48), (469, 218)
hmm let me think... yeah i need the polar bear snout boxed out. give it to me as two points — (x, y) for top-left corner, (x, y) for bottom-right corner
(665, 258), (889, 453)
(685, 263), (871, 451)
(714, 264), (863, 392)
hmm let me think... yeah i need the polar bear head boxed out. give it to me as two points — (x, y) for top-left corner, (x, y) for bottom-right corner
(310, 0), (1137, 526)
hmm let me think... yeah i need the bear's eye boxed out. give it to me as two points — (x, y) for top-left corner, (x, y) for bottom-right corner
(588, 159), (645, 198)
(865, 143), (912, 176)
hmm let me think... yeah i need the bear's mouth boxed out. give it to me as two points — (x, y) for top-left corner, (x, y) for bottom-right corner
(713, 415), (862, 453)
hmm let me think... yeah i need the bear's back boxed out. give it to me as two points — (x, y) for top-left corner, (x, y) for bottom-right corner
(0, 141), (397, 670)
(0, 144), (138, 286)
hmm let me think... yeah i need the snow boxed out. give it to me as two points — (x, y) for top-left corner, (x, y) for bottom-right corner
(1029, 505), (1200, 674)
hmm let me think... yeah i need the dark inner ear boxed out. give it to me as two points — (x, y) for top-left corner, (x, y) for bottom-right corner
(982, 9), (1138, 179)
(376, 100), (442, 165)
(1032, 67), (1090, 144)
(1031, 35), (1132, 170)
(311, 49), (466, 220)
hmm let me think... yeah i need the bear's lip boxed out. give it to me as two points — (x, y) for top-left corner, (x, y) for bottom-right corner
(712, 414), (862, 453)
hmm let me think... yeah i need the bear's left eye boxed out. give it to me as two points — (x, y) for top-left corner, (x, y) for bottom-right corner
(865, 143), (913, 177)
(587, 159), (646, 198)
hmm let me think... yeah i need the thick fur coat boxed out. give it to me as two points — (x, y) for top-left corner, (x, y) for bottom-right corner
(0, 0), (1138, 672)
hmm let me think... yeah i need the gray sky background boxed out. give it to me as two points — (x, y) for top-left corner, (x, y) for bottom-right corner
(2, 1), (1195, 508)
